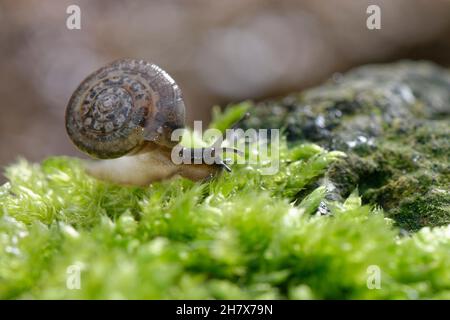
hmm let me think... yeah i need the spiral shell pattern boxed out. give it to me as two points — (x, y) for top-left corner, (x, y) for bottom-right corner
(66, 59), (185, 159)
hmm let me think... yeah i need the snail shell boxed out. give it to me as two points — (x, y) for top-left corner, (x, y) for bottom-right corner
(65, 59), (185, 159)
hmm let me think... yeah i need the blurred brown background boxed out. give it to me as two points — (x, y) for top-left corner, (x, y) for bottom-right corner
(1, 0), (450, 179)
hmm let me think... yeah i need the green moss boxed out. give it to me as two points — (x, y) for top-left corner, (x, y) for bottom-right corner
(0, 106), (449, 299)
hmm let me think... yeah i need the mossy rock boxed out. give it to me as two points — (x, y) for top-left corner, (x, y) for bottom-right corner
(241, 61), (450, 231)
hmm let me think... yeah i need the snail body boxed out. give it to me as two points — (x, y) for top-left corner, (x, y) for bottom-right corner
(83, 143), (219, 186)
(66, 59), (229, 186)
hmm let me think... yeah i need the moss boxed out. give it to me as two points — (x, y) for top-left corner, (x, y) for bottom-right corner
(1, 108), (449, 299)
(1, 156), (449, 299)
(390, 189), (450, 232)
(241, 61), (450, 230)
(358, 120), (449, 231)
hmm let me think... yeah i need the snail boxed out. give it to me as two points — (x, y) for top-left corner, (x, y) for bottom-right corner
(66, 59), (240, 186)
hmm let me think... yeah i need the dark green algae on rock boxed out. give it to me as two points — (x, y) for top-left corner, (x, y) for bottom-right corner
(241, 61), (449, 232)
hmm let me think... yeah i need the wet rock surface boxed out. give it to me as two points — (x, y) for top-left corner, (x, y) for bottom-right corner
(241, 61), (450, 231)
